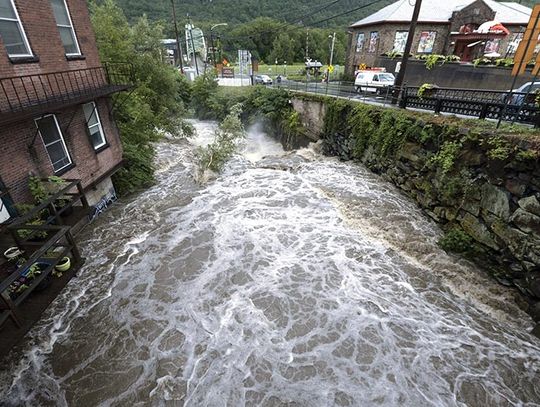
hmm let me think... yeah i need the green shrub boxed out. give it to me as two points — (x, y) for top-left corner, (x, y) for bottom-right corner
(439, 228), (473, 253)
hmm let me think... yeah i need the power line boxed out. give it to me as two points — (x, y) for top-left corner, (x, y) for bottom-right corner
(219, 0), (385, 43)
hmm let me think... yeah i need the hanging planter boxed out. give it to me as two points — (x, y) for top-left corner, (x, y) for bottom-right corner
(55, 257), (71, 272)
(4, 247), (23, 260)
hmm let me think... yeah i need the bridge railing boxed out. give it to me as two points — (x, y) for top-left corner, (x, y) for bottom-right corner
(273, 80), (539, 127)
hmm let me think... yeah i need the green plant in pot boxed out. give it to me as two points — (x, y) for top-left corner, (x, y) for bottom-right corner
(417, 83), (438, 99)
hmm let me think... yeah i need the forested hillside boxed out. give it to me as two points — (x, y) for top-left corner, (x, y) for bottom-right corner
(110, 0), (536, 27)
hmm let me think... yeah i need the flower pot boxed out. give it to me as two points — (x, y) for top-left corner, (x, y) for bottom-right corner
(4, 247), (23, 260)
(55, 257), (71, 272)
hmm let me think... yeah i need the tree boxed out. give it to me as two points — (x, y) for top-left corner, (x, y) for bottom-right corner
(269, 33), (298, 64)
(90, 0), (191, 194)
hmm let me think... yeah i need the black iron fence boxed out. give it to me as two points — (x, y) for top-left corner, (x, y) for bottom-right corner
(0, 63), (133, 125)
(400, 86), (540, 126)
(273, 80), (539, 126)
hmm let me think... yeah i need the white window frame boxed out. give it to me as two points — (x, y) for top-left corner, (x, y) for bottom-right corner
(83, 102), (107, 150)
(51, 0), (81, 56)
(0, 0), (33, 57)
(35, 114), (73, 173)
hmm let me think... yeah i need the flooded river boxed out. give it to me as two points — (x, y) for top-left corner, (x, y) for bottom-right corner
(1, 121), (540, 406)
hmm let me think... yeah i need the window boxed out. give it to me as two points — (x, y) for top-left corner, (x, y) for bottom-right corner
(50, 0), (80, 55)
(83, 102), (107, 150)
(368, 32), (379, 53)
(36, 115), (72, 172)
(355, 33), (365, 53)
(0, 0), (32, 57)
(417, 31), (437, 54)
(393, 31), (408, 53)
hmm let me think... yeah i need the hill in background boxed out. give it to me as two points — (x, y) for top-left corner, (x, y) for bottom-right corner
(112, 0), (536, 27)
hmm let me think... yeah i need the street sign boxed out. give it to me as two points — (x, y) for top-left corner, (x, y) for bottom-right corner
(512, 4), (540, 76)
(328, 65), (334, 73)
(221, 67), (235, 78)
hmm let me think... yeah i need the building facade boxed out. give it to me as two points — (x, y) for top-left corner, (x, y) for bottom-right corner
(0, 0), (130, 223)
(347, 0), (532, 74)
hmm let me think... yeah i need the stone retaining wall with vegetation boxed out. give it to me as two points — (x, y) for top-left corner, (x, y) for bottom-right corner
(292, 94), (540, 325)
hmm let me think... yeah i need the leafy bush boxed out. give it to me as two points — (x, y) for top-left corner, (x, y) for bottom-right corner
(196, 104), (246, 179)
(439, 228), (473, 253)
(90, 0), (191, 195)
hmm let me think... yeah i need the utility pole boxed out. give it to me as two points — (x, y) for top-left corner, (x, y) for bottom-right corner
(392, 0), (422, 105)
(170, 0), (184, 72)
(187, 15), (199, 75)
(329, 32), (336, 71)
(305, 29), (309, 61)
(210, 23), (227, 68)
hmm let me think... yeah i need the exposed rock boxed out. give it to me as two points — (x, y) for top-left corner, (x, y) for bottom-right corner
(529, 302), (540, 322)
(462, 198), (480, 217)
(480, 184), (510, 220)
(510, 208), (540, 236)
(531, 325), (540, 339)
(459, 212), (499, 250)
(527, 273), (540, 298)
(518, 196), (540, 217)
(398, 142), (424, 164)
(490, 220), (529, 260)
(505, 179), (527, 197)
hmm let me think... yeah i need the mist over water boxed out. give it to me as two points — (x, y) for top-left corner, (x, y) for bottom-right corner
(1, 121), (540, 406)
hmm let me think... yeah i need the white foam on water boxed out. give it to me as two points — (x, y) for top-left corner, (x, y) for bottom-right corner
(1, 121), (540, 407)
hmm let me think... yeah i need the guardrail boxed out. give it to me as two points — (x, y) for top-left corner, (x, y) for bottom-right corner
(0, 63), (133, 125)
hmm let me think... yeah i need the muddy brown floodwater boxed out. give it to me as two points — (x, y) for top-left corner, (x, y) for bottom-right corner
(1, 121), (540, 406)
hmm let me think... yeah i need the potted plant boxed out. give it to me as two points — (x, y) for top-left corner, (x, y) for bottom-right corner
(417, 83), (439, 99)
(4, 247), (23, 261)
(55, 257), (71, 273)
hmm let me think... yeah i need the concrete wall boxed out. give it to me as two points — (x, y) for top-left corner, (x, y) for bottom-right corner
(377, 57), (536, 90)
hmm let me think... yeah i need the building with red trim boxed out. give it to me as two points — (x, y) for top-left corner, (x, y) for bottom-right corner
(347, 0), (533, 73)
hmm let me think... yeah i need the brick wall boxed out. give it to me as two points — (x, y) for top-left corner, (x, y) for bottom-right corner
(0, 97), (123, 203)
(0, 0), (101, 78)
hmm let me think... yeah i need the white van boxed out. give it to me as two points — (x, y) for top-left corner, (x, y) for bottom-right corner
(355, 71), (395, 94)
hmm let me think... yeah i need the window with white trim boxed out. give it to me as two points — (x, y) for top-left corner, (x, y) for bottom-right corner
(50, 0), (80, 56)
(83, 102), (107, 150)
(0, 0), (32, 57)
(36, 115), (72, 173)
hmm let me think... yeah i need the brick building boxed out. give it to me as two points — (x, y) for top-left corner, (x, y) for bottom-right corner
(346, 0), (532, 74)
(0, 0), (131, 223)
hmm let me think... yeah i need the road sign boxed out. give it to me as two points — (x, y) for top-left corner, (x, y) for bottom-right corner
(328, 65), (334, 73)
(512, 4), (540, 76)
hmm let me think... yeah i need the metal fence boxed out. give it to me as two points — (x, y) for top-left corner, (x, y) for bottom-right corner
(273, 80), (539, 126)
(0, 63), (134, 125)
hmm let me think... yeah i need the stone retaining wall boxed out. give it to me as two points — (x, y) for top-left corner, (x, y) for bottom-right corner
(291, 94), (540, 326)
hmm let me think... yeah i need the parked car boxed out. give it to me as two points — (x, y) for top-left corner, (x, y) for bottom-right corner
(254, 75), (273, 85)
(355, 71), (395, 94)
(502, 81), (540, 105)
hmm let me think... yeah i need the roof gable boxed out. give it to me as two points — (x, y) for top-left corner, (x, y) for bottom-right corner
(350, 0), (532, 27)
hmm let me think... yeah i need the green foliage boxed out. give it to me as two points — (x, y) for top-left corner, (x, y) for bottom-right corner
(113, 0), (396, 29)
(417, 83), (437, 98)
(486, 136), (512, 160)
(28, 176), (48, 204)
(424, 54), (446, 70)
(190, 70), (220, 119)
(196, 104), (246, 178)
(90, 0), (191, 195)
(439, 228), (473, 253)
(429, 140), (462, 175)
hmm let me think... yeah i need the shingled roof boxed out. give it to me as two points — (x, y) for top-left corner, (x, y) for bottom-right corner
(350, 0), (532, 28)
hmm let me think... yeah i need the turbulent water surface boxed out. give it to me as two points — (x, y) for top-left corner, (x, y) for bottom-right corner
(1, 121), (540, 406)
